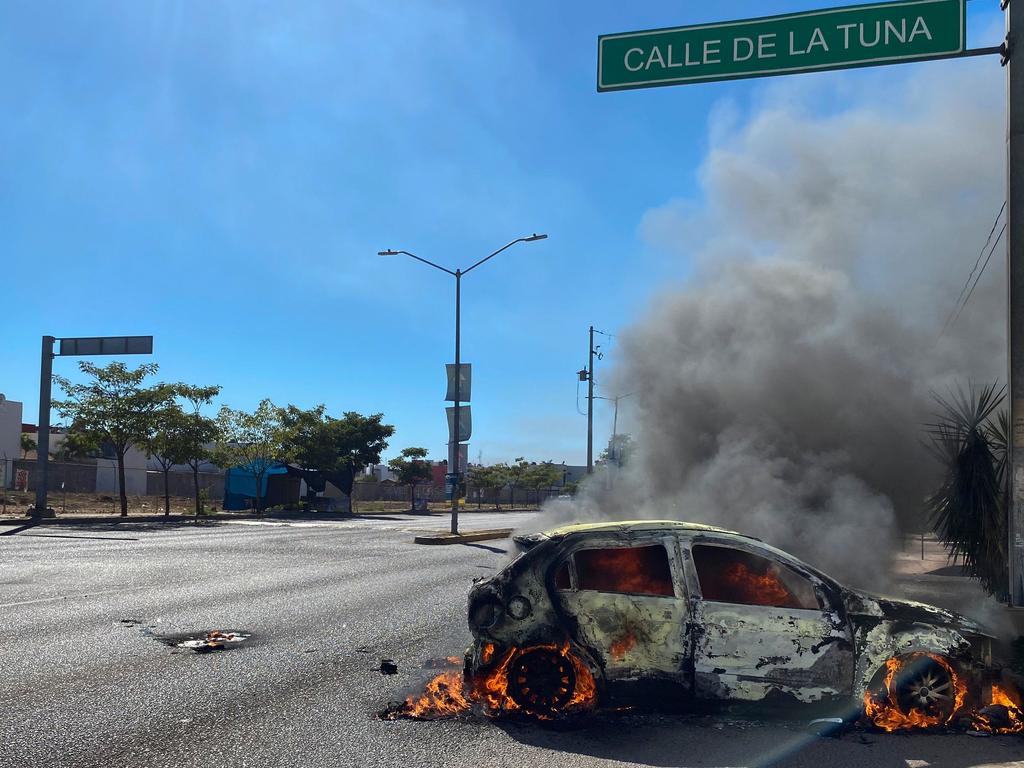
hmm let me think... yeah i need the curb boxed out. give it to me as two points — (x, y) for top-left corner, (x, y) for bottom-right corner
(413, 528), (514, 545)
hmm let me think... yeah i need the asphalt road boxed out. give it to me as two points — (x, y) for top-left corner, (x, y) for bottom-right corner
(2, 512), (1023, 768)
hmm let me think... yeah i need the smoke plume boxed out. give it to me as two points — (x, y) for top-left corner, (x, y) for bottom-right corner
(539, 65), (1006, 591)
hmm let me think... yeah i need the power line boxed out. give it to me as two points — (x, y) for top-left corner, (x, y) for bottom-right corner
(942, 201), (1006, 336)
(950, 220), (1007, 328)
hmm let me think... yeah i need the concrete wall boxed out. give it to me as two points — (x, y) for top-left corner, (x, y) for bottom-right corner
(96, 445), (148, 495)
(0, 397), (23, 466)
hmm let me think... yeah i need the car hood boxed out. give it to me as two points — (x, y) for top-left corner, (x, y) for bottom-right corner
(843, 589), (991, 637)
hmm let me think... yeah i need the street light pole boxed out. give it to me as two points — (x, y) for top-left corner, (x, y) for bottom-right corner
(379, 234), (547, 536)
(452, 268), (462, 534)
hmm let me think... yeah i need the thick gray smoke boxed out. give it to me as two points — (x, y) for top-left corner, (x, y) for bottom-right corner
(539, 65), (1006, 591)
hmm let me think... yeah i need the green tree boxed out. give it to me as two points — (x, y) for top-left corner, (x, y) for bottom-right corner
(50, 428), (97, 462)
(925, 384), (1008, 597)
(388, 447), (432, 510)
(506, 457), (530, 510)
(277, 405), (394, 514)
(143, 400), (189, 516)
(212, 399), (283, 515)
(525, 461), (563, 506)
(175, 385), (222, 516)
(468, 463), (509, 510)
(53, 362), (170, 516)
(20, 433), (36, 459)
(599, 434), (635, 467)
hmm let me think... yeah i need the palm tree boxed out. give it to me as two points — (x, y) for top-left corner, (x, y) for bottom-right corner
(924, 383), (1008, 597)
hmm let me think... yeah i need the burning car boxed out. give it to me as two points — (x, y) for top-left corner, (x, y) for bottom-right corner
(461, 520), (1020, 729)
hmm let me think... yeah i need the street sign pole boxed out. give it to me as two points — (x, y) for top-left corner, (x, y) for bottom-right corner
(33, 336), (55, 521)
(33, 335), (153, 521)
(1007, 0), (1024, 606)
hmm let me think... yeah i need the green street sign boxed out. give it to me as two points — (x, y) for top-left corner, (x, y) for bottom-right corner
(598, 0), (965, 92)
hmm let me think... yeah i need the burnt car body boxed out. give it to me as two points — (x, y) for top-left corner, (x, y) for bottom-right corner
(466, 520), (997, 720)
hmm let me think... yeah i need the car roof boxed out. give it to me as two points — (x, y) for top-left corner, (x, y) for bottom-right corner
(539, 519), (756, 540)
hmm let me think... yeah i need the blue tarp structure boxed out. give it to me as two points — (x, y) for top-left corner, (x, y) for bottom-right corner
(223, 460), (290, 511)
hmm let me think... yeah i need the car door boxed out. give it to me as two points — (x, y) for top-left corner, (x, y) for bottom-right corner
(684, 540), (853, 703)
(554, 535), (690, 688)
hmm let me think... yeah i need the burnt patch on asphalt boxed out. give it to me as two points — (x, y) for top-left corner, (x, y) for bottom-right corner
(151, 629), (253, 653)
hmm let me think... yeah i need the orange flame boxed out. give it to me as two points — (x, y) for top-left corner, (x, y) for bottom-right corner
(723, 563), (793, 607)
(398, 670), (470, 719)
(383, 643), (597, 720)
(863, 654), (967, 731)
(970, 683), (1024, 734)
(609, 634), (637, 661)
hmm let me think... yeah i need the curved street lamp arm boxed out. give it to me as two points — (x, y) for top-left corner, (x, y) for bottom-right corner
(402, 250), (457, 276)
(381, 249), (456, 276)
(463, 234), (547, 275)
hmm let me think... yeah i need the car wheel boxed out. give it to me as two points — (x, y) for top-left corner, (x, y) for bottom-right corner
(864, 652), (966, 730)
(892, 655), (957, 721)
(508, 647), (576, 715)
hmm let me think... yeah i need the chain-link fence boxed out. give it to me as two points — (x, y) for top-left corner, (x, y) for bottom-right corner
(351, 480), (562, 509)
(0, 457), (228, 516)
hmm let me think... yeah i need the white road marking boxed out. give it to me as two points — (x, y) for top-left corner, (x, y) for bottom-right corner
(0, 584), (151, 608)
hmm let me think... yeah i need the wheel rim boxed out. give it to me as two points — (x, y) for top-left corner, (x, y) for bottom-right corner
(508, 648), (576, 714)
(893, 656), (955, 721)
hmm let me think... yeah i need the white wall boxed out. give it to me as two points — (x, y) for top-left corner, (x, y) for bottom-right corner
(96, 445), (148, 495)
(0, 397), (23, 465)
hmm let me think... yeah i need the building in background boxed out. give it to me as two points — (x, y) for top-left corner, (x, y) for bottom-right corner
(0, 395), (22, 464)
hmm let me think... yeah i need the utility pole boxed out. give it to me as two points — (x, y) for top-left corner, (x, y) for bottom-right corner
(586, 325), (595, 474)
(1009, 0), (1024, 606)
(609, 391), (635, 466)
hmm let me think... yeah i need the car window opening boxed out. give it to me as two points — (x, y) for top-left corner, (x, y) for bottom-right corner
(692, 544), (818, 610)
(554, 561), (571, 590)
(573, 545), (674, 597)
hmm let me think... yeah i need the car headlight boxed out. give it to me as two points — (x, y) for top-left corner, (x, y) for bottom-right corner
(471, 599), (501, 629)
(507, 595), (532, 620)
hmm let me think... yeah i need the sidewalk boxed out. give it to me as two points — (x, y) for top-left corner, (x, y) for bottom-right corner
(890, 534), (1024, 640)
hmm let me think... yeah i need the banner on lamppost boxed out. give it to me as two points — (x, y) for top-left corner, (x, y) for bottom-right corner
(447, 443), (468, 473)
(445, 405), (472, 443)
(445, 363), (472, 402)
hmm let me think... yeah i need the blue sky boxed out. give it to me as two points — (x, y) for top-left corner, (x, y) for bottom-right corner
(0, 0), (1006, 465)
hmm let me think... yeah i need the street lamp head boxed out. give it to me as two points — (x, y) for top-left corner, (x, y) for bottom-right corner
(377, 249), (400, 256)
(524, 233), (548, 242)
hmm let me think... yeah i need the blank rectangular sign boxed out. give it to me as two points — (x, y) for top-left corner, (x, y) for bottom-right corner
(58, 336), (154, 356)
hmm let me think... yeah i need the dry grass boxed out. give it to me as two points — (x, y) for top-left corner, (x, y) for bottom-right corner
(0, 491), (201, 518)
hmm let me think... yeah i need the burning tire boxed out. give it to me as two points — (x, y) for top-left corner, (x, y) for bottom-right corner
(864, 653), (965, 730)
(507, 647), (577, 715)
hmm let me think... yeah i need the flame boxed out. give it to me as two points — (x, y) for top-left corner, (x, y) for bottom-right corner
(397, 670), (470, 719)
(863, 654), (967, 731)
(383, 642), (597, 720)
(575, 546), (674, 596)
(609, 633), (637, 661)
(723, 563), (793, 607)
(480, 642), (495, 666)
(970, 683), (1024, 734)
